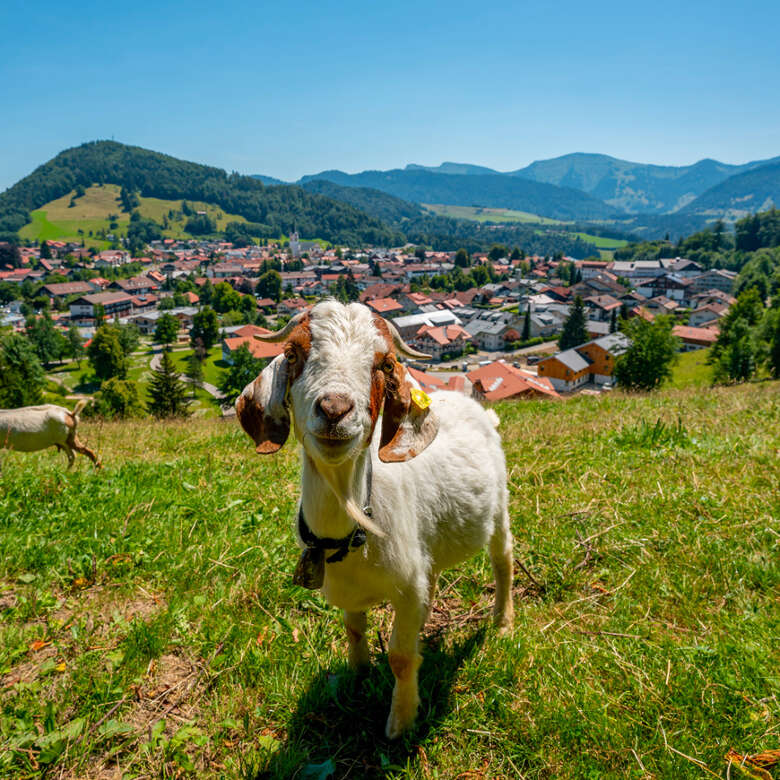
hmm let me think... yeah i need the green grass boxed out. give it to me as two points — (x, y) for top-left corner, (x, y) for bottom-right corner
(422, 203), (565, 225)
(170, 345), (228, 387)
(668, 348), (715, 388)
(0, 382), (778, 778)
(571, 232), (629, 249)
(18, 184), (248, 249)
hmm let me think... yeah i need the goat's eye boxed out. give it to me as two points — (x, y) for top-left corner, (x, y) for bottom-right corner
(382, 358), (394, 374)
(285, 347), (297, 363)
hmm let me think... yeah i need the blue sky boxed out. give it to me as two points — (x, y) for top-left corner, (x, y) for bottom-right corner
(1, 0), (779, 191)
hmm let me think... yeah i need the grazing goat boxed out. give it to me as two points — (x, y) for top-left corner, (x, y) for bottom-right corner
(236, 301), (513, 738)
(0, 400), (99, 468)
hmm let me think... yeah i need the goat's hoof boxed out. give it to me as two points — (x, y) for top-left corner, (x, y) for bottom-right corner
(493, 611), (514, 636)
(385, 705), (417, 740)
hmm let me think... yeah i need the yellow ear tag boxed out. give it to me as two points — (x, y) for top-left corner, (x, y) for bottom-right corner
(410, 388), (431, 410)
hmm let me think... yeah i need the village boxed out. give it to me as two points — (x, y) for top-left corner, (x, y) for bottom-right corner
(0, 233), (736, 405)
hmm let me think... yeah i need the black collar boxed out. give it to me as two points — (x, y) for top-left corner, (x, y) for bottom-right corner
(298, 457), (372, 564)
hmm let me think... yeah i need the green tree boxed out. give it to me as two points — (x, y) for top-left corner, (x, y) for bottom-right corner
(67, 325), (85, 366)
(147, 351), (191, 418)
(154, 312), (180, 349)
(185, 348), (205, 398)
(614, 316), (678, 391)
(93, 377), (144, 418)
(211, 281), (241, 313)
(256, 270), (282, 302)
(710, 288), (764, 383)
(0, 242), (23, 269)
(88, 324), (128, 381)
(454, 248), (470, 268)
(0, 332), (46, 407)
(609, 308), (618, 334)
(25, 311), (68, 365)
(217, 344), (264, 407)
(558, 296), (588, 350)
(521, 307), (531, 341)
(769, 311), (780, 378)
(117, 322), (140, 356)
(40, 240), (52, 259)
(190, 306), (220, 350)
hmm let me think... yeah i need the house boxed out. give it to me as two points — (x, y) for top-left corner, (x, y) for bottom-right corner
(128, 307), (197, 335)
(412, 324), (472, 361)
(69, 292), (133, 324)
(672, 325), (719, 351)
(536, 349), (592, 391)
(575, 333), (632, 385)
(41, 281), (94, 302)
(398, 291), (435, 312)
(635, 273), (693, 304)
(366, 297), (404, 317)
(583, 294), (622, 322)
(467, 361), (559, 401)
(644, 296), (680, 316)
(406, 366), (469, 395)
(111, 276), (160, 296)
(221, 324), (284, 364)
(688, 269), (737, 294)
(392, 310), (462, 341)
(537, 332), (631, 391)
(688, 302), (729, 328)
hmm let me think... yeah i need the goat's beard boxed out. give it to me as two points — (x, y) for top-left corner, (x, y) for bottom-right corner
(303, 433), (385, 538)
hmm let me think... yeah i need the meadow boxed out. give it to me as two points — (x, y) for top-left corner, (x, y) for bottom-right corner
(421, 204), (564, 226)
(18, 185), (247, 249)
(0, 382), (778, 778)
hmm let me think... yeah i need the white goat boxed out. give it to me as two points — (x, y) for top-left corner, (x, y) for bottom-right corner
(236, 301), (513, 738)
(0, 400), (99, 468)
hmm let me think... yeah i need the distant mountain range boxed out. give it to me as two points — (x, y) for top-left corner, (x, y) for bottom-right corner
(254, 152), (779, 239)
(299, 168), (620, 221)
(511, 153), (780, 214)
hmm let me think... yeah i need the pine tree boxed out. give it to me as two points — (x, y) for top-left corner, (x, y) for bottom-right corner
(558, 296), (588, 350)
(147, 351), (192, 418)
(522, 306), (531, 341)
(609, 308), (618, 333)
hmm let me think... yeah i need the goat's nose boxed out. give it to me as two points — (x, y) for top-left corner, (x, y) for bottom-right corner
(316, 393), (354, 423)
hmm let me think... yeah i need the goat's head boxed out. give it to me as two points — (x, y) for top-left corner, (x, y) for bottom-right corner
(236, 301), (438, 465)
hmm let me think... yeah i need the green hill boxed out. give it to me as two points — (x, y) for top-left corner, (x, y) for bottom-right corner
(0, 141), (401, 246)
(681, 161), (780, 217)
(17, 184), (250, 249)
(0, 381), (777, 778)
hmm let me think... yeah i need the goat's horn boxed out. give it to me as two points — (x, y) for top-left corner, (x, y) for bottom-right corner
(254, 311), (306, 343)
(384, 318), (432, 360)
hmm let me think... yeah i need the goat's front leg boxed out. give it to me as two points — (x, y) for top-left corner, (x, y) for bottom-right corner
(386, 597), (425, 739)
(343, 610), (369, 669)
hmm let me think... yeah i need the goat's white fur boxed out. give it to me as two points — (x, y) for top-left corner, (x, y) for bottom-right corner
(240, 301), (513, 737)
(0, 400), (99, 467)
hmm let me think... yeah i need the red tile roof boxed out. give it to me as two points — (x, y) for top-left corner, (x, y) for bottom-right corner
(466, 361), (559, 400)
(366, 297), (403, 314)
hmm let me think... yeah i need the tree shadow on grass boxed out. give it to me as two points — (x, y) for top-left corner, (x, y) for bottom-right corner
(255, 627), (487, 779)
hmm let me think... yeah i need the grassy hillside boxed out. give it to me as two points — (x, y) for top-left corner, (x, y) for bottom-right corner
(422, 203), (564, 225)
(18, 184), (249, 248)
(0, 383), (778, 778)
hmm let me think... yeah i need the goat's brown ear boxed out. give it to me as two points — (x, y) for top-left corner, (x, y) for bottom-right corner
(379, 361), (439, 463)
(235, 354), (290, 454)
